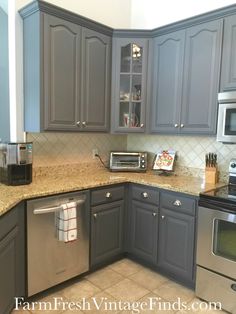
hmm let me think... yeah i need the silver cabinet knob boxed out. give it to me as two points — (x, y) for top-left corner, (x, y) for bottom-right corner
(180, 124), (184, 128)
(93, 213), (97, 219)
(76, 121), (81, 127)
(82, 121), (86, 127)
(161, 215), (165, 219)
(106, 192), (112, 198)
(140, 123), (144, 128)
(152, 212), (157, 217)
(173, 199), (182, 206)
(174, 124), (179, 128)
(142, 192), (148, 198)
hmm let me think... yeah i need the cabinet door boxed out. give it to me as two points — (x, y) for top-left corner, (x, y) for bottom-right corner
(181, 20), (223, 134)
(0, 203), (25, 314)
(158, 208), (195, 283)
(111, 38), (148, 133)
(151, 30), (185, 133)
(130, 200), (158, 264)
(220, 15), (236, 91)
(91, 200), (124, 266)
(43, 14), (81, 130)
(81, 28), (111, 132)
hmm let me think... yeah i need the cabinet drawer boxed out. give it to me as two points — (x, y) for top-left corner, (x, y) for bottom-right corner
(132, 185), (159, 205)
(91, 185), (124, 206)
(160, 191), (196, 215)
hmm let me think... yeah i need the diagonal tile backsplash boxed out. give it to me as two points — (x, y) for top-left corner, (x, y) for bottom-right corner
(27, 131), (236, 181)
(127, 134), (236, 178)
(27, 132), (127, 167)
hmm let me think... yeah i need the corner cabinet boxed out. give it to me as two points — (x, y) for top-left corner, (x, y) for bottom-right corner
(220, 14), (236, 91)
(111, 38), (149, 133)
(151, 19), (223, 135)
(0, 203), (25, 314)
(21, 8), (111, 132)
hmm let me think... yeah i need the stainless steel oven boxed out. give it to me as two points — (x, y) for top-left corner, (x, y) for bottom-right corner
(196, 189), (236, 313)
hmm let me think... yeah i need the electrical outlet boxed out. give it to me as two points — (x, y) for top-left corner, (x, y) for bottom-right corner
(92, 149), (98, 159)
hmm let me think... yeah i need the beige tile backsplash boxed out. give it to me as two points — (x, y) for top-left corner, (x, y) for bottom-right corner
(27, 132), (127, 167)
(27, 132), (236, 180)
(127, 134), (236, 178)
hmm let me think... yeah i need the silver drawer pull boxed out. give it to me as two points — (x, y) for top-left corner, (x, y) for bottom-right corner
(173, 199), (182, 206)
(76, 121), (81, 127)
(93, 213), (98, 219)
(142, 192), (148, 198)
(152, 212), (157, 217)
(140, 123), (144, 128)
(161, 215), (165, 219)
(106, 192), (112, 198)
(180, 124), (184, 128)
(231, 284), (236, 292)
(82, 121), (86, 127)
(174, 123), (179, 128)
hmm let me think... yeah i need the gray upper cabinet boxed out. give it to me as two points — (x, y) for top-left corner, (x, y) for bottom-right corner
(151, 30), (185, 133)
(81, 28), (111, 131)
(111, 38), (149, 133)
(220, 14), (236, 91)
(151, 19), (223, 135)
(181, 20), (223, 134)
(21, 7), (111, 132)
(43, 15), (82, 131)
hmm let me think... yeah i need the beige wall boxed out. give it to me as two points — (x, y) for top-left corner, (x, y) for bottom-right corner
(131, 0), (236, 29)
(17, 0), (132, 28)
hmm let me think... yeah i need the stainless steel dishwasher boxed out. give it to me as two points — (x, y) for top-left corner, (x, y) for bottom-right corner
(27, 190), (89, 296)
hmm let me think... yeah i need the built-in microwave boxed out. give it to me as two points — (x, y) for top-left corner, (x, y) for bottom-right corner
(217, 91), (236, 143)
(109, 152), (147, 172)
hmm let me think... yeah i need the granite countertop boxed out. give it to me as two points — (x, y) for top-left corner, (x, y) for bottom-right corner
(0, 168), (224, 217)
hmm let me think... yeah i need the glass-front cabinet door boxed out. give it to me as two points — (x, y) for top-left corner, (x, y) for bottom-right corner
(111, 38), (149, 132)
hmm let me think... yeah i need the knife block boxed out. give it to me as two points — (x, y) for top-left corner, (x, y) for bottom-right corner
(205, 166), (219, 184)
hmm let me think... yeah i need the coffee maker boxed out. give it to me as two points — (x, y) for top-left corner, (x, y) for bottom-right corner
(0, 142), (33, 185)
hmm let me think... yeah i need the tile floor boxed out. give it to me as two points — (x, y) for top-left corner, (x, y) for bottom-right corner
(12, 259), (226, 314)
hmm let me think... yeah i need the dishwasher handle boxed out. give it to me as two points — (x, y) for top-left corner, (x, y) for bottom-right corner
(33, 199), (85, 215)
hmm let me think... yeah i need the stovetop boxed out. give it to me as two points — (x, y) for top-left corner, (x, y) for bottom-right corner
(199, 184), (236, 213)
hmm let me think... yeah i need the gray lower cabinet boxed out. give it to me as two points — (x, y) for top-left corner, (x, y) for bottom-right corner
(151, 19), (222, 135)
(128, 184), (159, 264)
(21, 9), (111, 132)
(90, 185), (125, 267)
(158, 191), (196, 285)
(129, 200), (158, 264)
(220, 14), (236, 91)
(0, 203), (25, 314)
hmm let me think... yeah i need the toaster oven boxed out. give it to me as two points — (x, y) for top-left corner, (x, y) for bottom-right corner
(109, 152), (147, 172)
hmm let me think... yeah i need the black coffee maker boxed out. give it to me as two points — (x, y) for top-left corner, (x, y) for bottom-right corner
(0, 142), (33, 185)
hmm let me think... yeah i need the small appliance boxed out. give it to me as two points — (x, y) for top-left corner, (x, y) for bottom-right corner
(0, 142), (33, 185)
(217, 91), (236, 143)
(109, 151), (147, 172)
